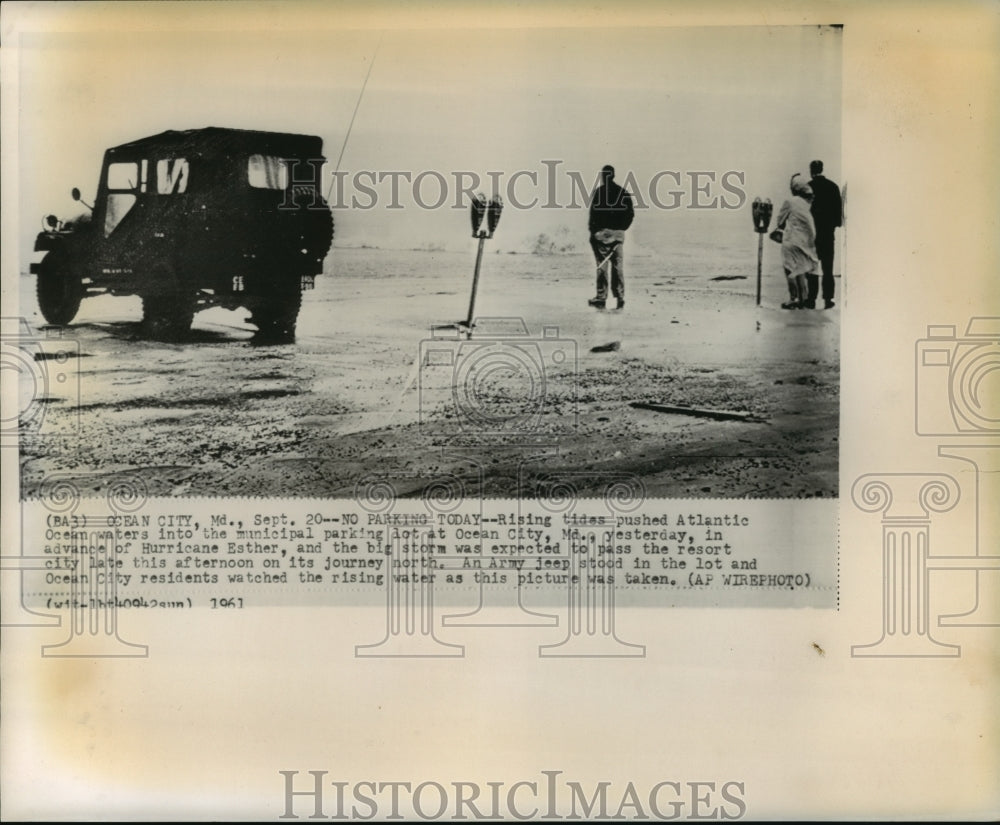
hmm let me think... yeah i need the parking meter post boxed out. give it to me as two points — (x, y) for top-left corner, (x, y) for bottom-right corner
(465, 233), (487, 330)
(751, 197), (773, 307)
(756, 233), (764, 306)
(462, 194), (502, 334)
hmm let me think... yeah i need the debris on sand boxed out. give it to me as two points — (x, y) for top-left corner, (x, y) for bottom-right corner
(590, 341), (621, 353)
(710, 275), (748, 281)
(629, 401), (768, 423)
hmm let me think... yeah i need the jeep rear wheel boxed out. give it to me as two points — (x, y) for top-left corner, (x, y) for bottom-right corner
(251, 289), (301, 344)
(141, 263), (194, 341)
(37, 252), (83, 325)
(142, 296), (195, 341)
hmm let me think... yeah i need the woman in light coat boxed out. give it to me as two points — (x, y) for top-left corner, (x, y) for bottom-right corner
(776, 174), (820, 309)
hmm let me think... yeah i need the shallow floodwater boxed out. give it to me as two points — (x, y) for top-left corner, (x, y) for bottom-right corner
(17, 243), (839, 499)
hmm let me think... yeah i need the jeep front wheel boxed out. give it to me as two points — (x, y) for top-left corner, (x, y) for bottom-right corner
(36, 252), (83, 325)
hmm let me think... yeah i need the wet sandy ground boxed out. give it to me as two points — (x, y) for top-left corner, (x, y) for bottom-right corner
(18, 247), (839, 499)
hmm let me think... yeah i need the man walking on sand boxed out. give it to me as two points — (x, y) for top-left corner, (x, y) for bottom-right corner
(807, 159), (843, 309)
(588, 165), (634, 310)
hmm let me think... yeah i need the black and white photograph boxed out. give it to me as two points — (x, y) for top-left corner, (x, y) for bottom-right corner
(13, 19), (842, 500)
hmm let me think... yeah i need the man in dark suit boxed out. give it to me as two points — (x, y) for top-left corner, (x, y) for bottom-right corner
(808, 160), (843, 309)
(587, 165), (634, 310)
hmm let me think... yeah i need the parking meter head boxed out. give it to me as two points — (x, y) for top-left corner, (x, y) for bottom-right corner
(470, 192), (487, 237)
(751, 197), (773, 233)
(486, 195), (503, 238)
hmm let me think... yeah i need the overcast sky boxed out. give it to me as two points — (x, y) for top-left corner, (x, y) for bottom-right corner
(18, 23), (841, 256)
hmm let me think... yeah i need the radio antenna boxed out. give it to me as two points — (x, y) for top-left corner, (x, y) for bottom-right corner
(327, 31), (383, 200)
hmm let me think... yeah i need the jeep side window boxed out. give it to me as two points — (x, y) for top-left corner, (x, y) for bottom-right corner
(107, 161), (139, 190)
(157, 158), (189, 195)
(248, 154), (288, 189)
(104, 161), (141, 236)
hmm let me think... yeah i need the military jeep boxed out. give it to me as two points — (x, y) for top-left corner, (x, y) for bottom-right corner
(31, 127), (334, 342)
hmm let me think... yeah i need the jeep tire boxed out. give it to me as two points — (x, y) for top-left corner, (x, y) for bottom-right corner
(142, 296), (195, 341)
(36, 251), (83, 325)
(141, 263), (194, 341)
(251, 288), (301, 344)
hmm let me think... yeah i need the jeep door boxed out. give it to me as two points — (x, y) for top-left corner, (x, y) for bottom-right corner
(147, 154), (197, 283)
(94, 156), (150, 286)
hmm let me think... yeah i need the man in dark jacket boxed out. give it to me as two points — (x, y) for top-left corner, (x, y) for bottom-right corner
(808, 160), (843, 309)
(588, 165), (634, 310)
